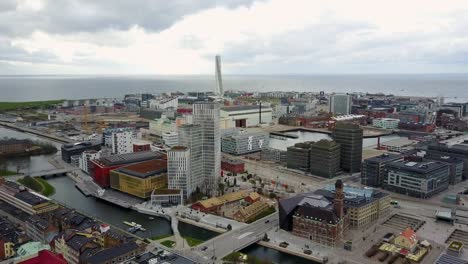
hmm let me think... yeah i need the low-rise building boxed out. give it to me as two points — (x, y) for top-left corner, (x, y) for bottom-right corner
(314, 184), (391, 228)
(17, 250), (67, 264)
(221, 158), (245, 174)
(260, 148), (287, 163)
(361, 153), (403, 187)
(150, 189), (184, 206)
(279, 180), (349, 247)
(191, 190), (252, 213)
(90, 151), (161, 188)
(110, 159), (167, 199)
(384, 159), (450, 198)
(379, 138), (416, 153)
(61, 142), (101, 163)
(372, 118), (400, 129)
(221, 130), (269, 155)
(25, 215), (59, 243)
(162, 132), (179, 147)
(84, 241), (142, 264)
(0, 180), (59, 215)
(233, 200), (270, 223)
(220, 105), (273, 128)
(425, 154), (464, 185)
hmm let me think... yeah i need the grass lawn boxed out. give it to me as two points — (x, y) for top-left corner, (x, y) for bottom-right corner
(18, 176), (56, 196)
(183, 236), (204, 247)
(0, 100), (64, 112)
(151, 234), (173, 241)
(0, 170), (17, 177)
(160, 240), (176, 248)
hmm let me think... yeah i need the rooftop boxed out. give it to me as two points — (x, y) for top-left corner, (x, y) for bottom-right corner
(14, 191), (49, 206)
(97, 151), (159, 166)
(86, 241), (139, 264)
(221, 105), (271, 112)
(365, 153), (402, 163)
(381, 138), (417, 148)
(386, 159), (449, 174)
(115, 159), (167, 178)
(61, 141), (101, 151)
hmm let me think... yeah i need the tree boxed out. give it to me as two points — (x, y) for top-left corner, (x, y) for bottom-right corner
(269, 192), (277, 199)
(233, 178), (237, 186)
(218, 183), (225, 195)
(227, 224), (232, 231)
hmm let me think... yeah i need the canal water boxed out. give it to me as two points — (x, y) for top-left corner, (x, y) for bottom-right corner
(0, 127), (59, 173)
(241, 244), (319, 264)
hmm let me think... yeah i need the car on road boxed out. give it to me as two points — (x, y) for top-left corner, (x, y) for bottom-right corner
(264, 220), (270, 223)
(201, 246), (208, 251)
(279, 242), (289, 248)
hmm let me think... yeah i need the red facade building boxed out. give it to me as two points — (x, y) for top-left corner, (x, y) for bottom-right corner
(221, 158), (245, 174)
(18, 250), (67, 264)
(133, 143), (151, 152)
(90, 151), (161, 188)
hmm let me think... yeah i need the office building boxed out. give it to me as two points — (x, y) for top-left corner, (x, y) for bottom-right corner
(220, 105), (273, 128)
(383, 159), (450, 198)
(333, 123), (363, 173)
(193, 101), (221, 194)
(150, 189), (184, 207)
(221, 131), (269, 155)
(111, 130), (133, 154)
(61, 141), (101, 163)
(309, 140), (341, 178)
(78, 150), (100, 174)
(372, 118), (400, 129)
(90, 151), (161, 188)
(329, 94), (352, 115)
(286, 142), (313, 171)
(426, 144), (468, 180)
(314, 184), (391, 228)
(279, 180), (349, 247)
(109, 159), (167, 199)
(425, 155), (463, 185)
(167, 124), (204, 198)
(261, 148), (287, 163)
(162, 132), (179, 147)
(361, 153), (403, 187)
(215, 55), (224, 96)
(148, 97), (178, 110)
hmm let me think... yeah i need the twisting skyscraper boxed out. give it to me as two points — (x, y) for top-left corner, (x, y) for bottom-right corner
(215, 55), (224, 96)
(193, 101), (221, 195)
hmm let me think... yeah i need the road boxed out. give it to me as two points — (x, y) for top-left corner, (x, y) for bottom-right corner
(176, 213), (279, 263)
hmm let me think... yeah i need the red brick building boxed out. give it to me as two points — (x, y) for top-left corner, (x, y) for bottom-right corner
(279, 180), (349, 247)
(221, 158), (245, 174)
(18, 250), (67, 264)
(133, 143), (151, 152)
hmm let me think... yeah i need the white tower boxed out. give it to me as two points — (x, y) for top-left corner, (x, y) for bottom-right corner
(215, 55), (224, 97)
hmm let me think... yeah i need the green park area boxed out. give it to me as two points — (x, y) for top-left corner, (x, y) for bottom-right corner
(0, 100), (64, 112)
(0, 170), (17, 177)
(18, 176), (56, 196)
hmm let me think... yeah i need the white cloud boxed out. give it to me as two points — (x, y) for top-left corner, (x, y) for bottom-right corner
(6, 0), (468, 74)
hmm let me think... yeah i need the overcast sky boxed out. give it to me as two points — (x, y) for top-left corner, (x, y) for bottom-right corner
(1, 0), (468, 75)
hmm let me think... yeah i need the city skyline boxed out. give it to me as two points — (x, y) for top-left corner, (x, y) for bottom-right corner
(1, 0), (468, 75)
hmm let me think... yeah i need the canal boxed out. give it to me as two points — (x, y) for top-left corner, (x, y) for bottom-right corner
(0, 126), (332, 262)
(0, 126), (59, 173)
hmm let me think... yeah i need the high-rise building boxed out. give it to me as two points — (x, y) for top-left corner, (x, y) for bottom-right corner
(215, 55), (223, 96)
(193, 101), (221, 194)
(167, 124), (203, 197)
(333, 123), (363, 173)
(111, 130), (133, 154)
(286, 142), (313, 171)
(329, 94), (352, 115)
(310, 140), (341, 178)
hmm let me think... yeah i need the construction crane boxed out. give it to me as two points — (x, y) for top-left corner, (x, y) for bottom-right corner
(82, 103), (91, 134)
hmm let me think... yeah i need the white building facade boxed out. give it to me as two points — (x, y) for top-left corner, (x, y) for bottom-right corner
(220, 105), (273, 128)
(329, 94), (352, 115)
(79, 150), (100, 174)
(373, 118), (400, 129)
(111, 130), (133, 154)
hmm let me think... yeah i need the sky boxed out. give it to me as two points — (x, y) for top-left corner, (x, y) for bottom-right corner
(1, 0), (468, 75)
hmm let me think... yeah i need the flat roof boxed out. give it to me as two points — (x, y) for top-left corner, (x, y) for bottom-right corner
(221, 105), (271, 112)
(366, 153), (402, 163)
(98, 151), (159, 166)
(14, 191), (49, 206)
(381, 138), (416, 148)
(387, 160), (448, 173)
(62, 141), (101, 151)
(116, 159), (167, 178)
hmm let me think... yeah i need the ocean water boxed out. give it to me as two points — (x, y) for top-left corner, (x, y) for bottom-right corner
(0, 74), (467, 101)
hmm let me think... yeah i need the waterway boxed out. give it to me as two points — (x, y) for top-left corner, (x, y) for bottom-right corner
(0, 126), (59, 173)
(269, 130), (401, 151)
(241, 244), (319, 264)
